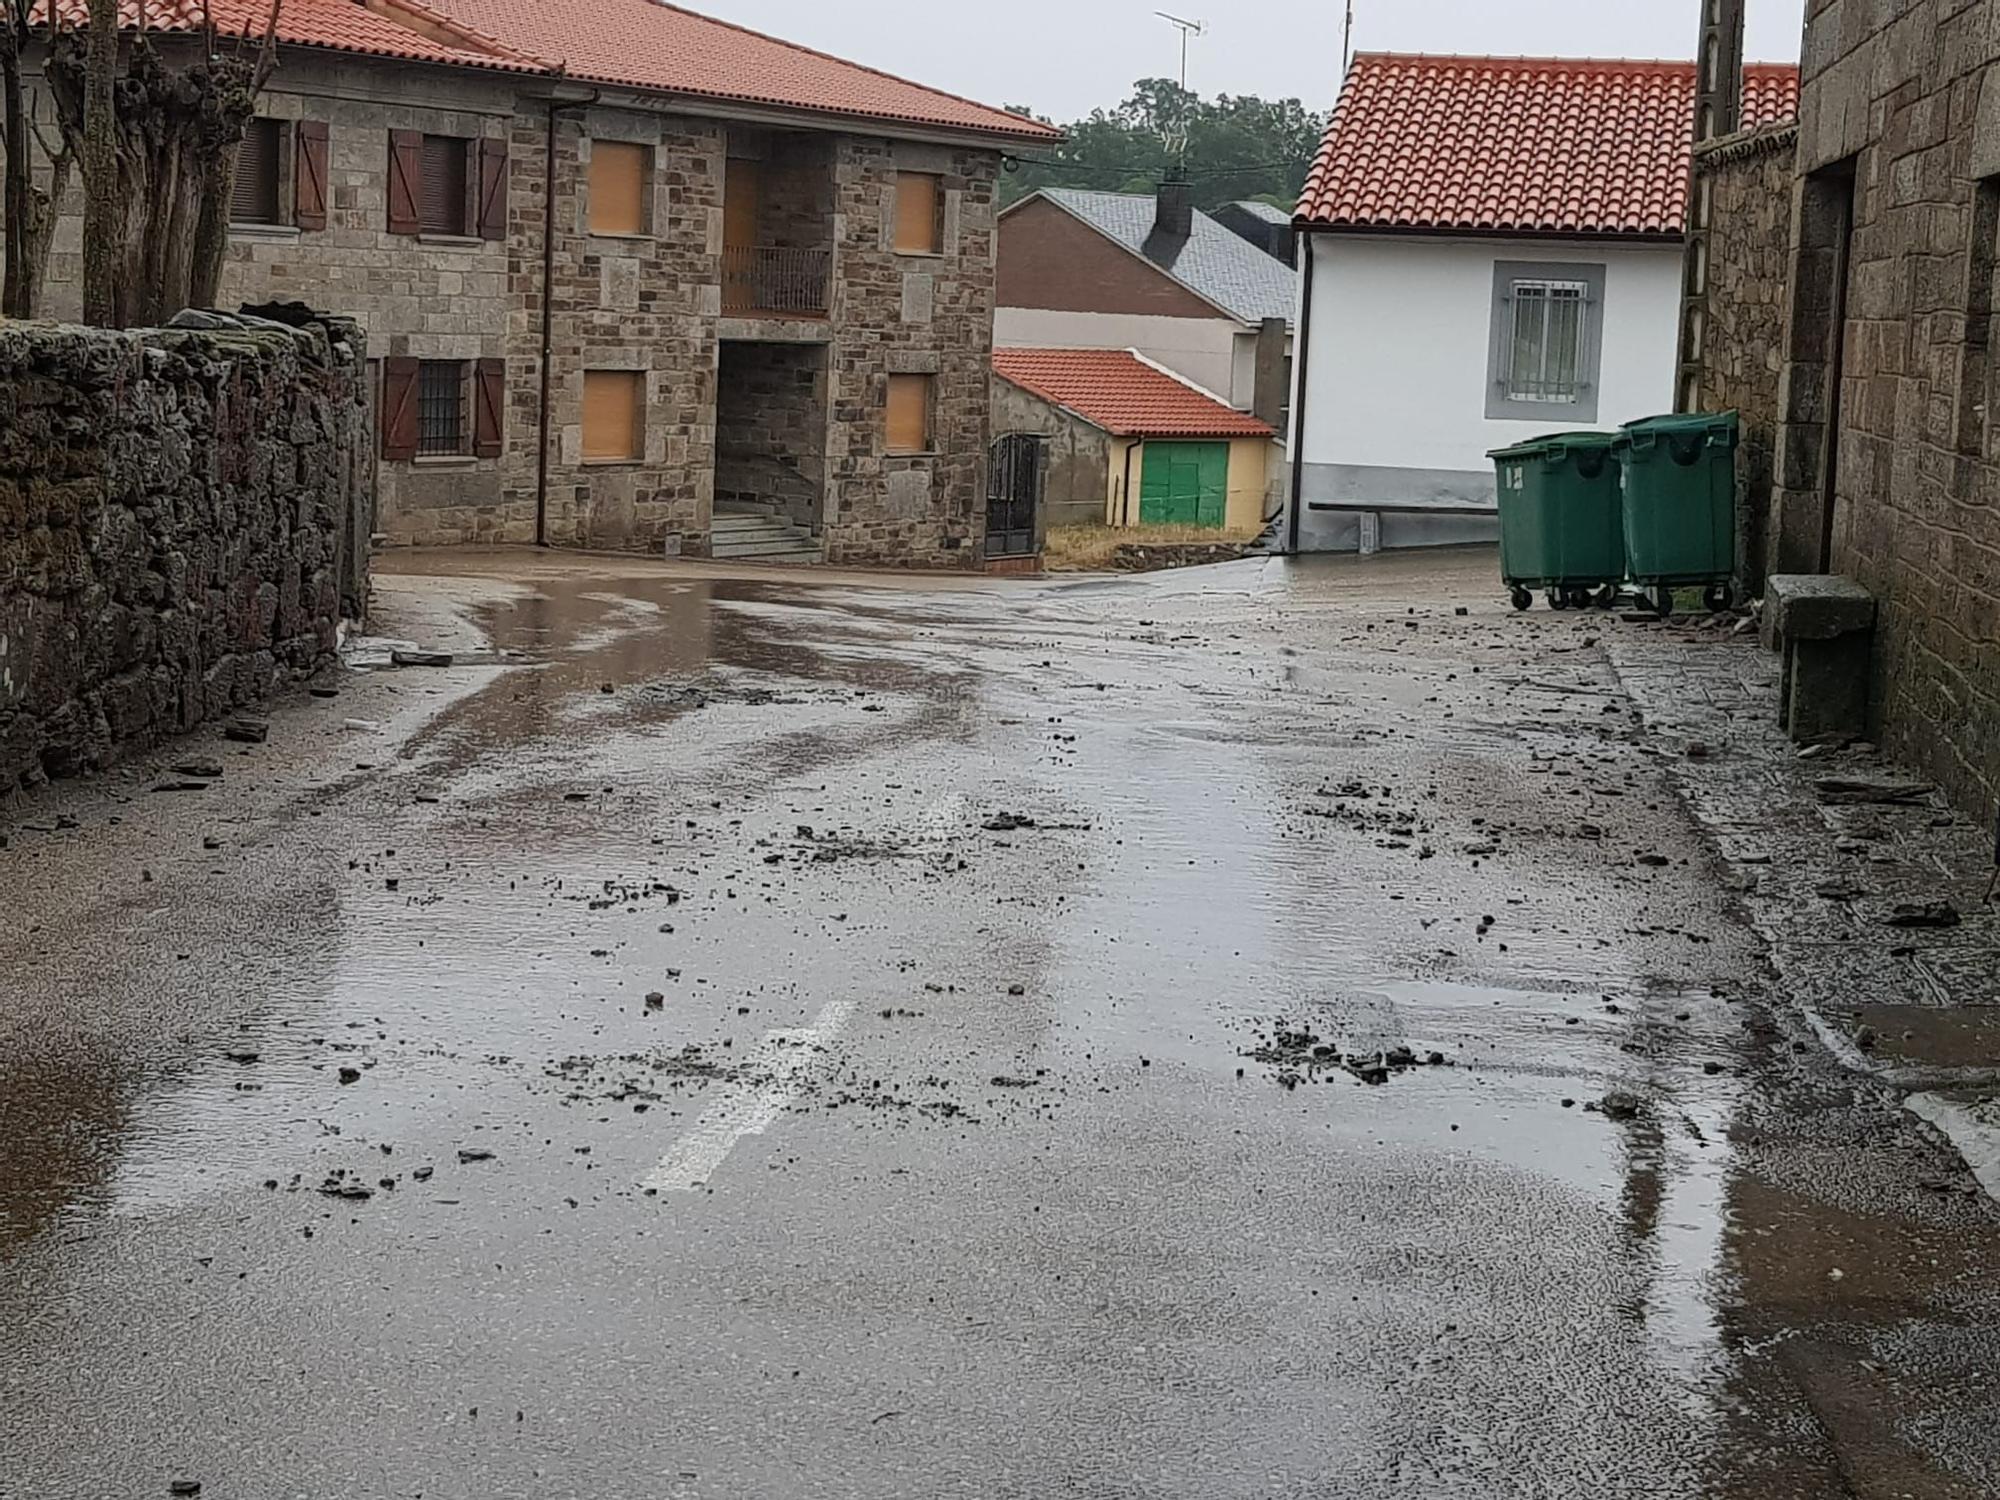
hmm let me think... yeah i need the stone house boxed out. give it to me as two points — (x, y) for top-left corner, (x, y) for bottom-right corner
(25, 0), (1057, 567)
(1697, 0), (2000, 816)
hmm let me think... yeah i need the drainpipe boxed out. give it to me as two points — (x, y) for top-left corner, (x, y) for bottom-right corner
(1120, 438), (1138, 527)
(536, 91), (599, 547)
(1284, 229), (1317, 557)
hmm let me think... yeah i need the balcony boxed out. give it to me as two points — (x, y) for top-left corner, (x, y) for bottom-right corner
(721, 245), (832, 319)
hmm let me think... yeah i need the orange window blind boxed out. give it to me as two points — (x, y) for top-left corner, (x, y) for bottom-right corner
(582, 370), (644, 461)
(893, 172), (941, 254)
(886, 374), (931, 454)
(590, 141), (648, 236)
(724, 157), (761, 249)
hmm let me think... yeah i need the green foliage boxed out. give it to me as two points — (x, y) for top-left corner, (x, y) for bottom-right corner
(1001, 79), (1326, 212)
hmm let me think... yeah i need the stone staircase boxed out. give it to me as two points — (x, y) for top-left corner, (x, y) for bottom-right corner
(710, 505), (823, 564)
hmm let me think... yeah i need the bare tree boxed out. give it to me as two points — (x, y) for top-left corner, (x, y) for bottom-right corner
(0, 0), (75, 317)
(44, 0), (281, 327)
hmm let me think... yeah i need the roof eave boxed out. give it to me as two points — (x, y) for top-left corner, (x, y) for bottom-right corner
(1295, 220), (1685, 246)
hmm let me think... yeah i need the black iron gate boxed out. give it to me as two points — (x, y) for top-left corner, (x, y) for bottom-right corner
(986, 433), (1045, 559)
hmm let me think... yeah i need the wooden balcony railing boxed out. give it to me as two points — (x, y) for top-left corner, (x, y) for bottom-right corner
(722, 245), (832, 318)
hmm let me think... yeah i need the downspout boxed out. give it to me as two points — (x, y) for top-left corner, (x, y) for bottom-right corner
(535, 91), (600, 546)
(1120, 438), (1138, 527)
(1284, 228), (1317, 556)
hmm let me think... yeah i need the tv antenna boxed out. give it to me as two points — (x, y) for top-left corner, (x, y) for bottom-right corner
(1156, 12), (1204, 166)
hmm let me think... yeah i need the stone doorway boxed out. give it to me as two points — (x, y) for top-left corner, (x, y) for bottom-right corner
(713, 340), (829, 563)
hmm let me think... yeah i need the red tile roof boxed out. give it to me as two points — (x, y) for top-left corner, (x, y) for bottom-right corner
(1296, 54), (1801, 238)
(421, 0), (1061, 143)
(994, 349), (1275, 439)
(40, 0), (542, 72)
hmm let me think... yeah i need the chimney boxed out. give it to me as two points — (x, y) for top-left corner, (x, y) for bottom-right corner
(1154, 177), (1194, 241)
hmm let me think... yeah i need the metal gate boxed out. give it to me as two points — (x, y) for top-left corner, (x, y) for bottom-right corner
(986, 433), (1045, 558)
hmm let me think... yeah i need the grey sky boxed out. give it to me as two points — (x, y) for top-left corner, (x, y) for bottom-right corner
(699, 1), (1807, 122)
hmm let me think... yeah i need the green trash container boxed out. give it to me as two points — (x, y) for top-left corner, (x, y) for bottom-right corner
(1614, 411), (1740, 617)
(1487, 431), (1625, 611)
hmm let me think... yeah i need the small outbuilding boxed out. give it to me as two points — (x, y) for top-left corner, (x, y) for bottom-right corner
(992, 348), (1276, 533)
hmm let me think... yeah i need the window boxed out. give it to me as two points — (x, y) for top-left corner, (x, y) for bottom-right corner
(583, 370), (645, 462)
(590, 140), (650, 237)
(417, 361), (468, 456)
(886, 374), (932, 453)
(1487, 261), (1605, 422)
(232, 118), (283, 226)
(421, 134), (470, 236)
(893, 172), (942, 255)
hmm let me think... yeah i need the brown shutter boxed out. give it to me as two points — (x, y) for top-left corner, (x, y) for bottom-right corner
(473, 358), (506, 458)
(894, 173), (941, 254)
(381, 356), (421, 461)
(886, 374), (931, 453)
(295, 119), (329, 231)
(387, 130), (422, 235)
(476, 136), (509, 241)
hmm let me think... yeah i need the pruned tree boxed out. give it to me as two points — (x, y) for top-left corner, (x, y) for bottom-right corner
(42, 0), (282, 327)
(0, 0), (76, 317)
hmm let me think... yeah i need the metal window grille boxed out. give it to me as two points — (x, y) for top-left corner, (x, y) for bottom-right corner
(1506, 279), (1589, 403)
(417, 361), (466, 456)
(232, 118), (282, 226)
(421, 134), (469, 236)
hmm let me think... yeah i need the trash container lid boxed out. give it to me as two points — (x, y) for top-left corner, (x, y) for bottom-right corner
(1487, 430), (1617, 463)
(1614, 410), (1741, 450)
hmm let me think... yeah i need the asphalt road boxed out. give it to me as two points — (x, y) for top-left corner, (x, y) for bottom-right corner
(2, 547), (1995, 1499)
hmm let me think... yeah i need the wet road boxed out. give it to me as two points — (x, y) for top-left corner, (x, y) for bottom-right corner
(2, 548), (1996, 1499)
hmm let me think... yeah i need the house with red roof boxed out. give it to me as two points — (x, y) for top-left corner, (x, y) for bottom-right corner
(27, 0), (1058, 567)
(992, 348), (1275, 537)
(1283, 53), (1798, 554)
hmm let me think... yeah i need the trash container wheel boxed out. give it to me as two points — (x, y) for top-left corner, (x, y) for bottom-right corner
(1510, 587), (1533, 612)
(1547, 588), (1569, 612)
(1703, 582), (1735, 613)
(1594, 585), (1620, 611)
(1649, 585), (1676, 619)
(1562, 585), (1593, 610)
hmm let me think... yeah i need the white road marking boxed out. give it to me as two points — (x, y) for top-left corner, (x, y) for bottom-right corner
(642, 999), (855, 1194)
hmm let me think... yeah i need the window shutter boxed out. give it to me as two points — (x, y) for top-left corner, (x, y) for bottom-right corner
(295, 119), (329, 231)
(582, 371), (644, 462)
(886, 374), (931, 453)
(387, 130), (422, 235)
(589, 141), (647, 236)
(894, 173), (941, 254)
(381, 356), (421, 461)
(476, 136), (509, 241)
(473, 358), (506, 458)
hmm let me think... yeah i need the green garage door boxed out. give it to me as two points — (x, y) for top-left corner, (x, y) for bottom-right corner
(1139, 441), (1228, 528)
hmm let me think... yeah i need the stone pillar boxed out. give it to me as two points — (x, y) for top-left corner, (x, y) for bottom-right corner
(1676, 0), (1747, 412)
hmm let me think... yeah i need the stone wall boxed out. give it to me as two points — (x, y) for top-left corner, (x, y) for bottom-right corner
(0, 314), (369, 795)
(991, 375), (1111, 530)
(1692, 122), (1798, 587)
(1774, 0), (2000, 815)
(716, 342), (828, 532)
(825, 139), (999, 568)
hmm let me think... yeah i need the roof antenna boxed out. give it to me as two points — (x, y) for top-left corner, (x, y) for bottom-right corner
(1343, 0), (1355, 73)
(1155, 11), (1204, 169)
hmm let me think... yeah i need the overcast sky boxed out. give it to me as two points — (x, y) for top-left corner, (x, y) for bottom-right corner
(700, 0), (1807, 121)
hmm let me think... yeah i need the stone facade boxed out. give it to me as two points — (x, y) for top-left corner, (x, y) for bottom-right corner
(991, 373), (1112, 530)
(717, 342), (829, 533)
(0, 315), (369, 794)
(24, 47), (1008, 567)
(1770, 0), (2000, 816)
(1691, 122), (1799, 585)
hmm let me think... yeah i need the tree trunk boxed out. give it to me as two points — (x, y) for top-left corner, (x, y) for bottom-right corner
(81, 0), (119, 326)
(2, 7), (29, 317)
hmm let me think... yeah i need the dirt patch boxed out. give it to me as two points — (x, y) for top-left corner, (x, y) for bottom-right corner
(1044, 524), (1259, 573)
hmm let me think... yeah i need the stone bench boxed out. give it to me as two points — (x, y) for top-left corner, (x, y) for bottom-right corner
(1767, 574), (1877, 744)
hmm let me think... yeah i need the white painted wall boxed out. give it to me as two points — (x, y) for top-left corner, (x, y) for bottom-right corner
(1229, 328), (1295, 413)
(1295, 234), (1682, 477)
(995, 307), (1240, 403)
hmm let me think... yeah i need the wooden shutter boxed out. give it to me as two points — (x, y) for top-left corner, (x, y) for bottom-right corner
(295, 119), (329, 231)
(473, 358), (506, 458)
(582, 371), (643, 461)
(886, 374), (930, 453)
(381, 356), (421, 461)
(387, 130), (422, 235)
(476, 136), (509, 241)
(894, 173), (940, 254)
(589, 141), (647, 236)
(723, 157), (760, 250)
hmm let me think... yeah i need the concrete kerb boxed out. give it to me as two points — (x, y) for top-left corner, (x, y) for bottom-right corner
(1602, 623), (2000, 1200)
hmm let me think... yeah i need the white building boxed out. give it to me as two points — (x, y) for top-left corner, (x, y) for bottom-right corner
(1285, 54), (1800, 552)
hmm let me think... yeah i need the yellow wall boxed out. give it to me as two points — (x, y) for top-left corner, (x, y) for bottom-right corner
(1224, 438), (1271, 532)
(1106, 438), (1142, 526)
